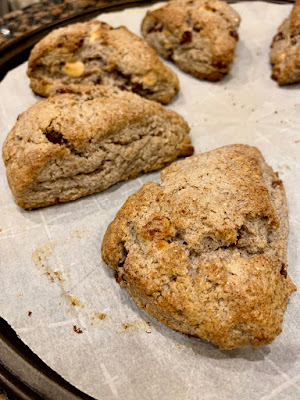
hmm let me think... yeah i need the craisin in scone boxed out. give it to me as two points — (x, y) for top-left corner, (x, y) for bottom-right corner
(141, 0), (240, 81)
(2, 85), (193, 209)
(27, 20), (179, 104)
(102, 144), (296, 350)
(270, 0), (300, 85)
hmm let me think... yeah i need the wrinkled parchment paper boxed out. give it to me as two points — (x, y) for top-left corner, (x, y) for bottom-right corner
(1, 2), (300, 399)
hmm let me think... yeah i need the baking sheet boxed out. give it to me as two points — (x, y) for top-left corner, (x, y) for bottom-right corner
(0, 2), (300, 399)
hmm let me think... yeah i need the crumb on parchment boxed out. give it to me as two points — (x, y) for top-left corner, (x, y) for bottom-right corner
(73, 325), (83, 334)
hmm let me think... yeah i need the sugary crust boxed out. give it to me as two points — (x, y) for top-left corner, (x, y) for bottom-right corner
(27, 20), (179, 104)
(270, 0), (300, 85)
(141, 0), (240, 81)
(102, 144), (296, 350)
(2, 85), (193, 209)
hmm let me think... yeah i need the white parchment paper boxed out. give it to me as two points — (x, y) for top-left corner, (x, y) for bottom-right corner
(1, 2), (300, 399)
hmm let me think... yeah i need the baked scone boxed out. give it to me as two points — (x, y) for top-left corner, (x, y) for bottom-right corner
(2, 85), (193, 209)
(102, 144), (296, 350)
(270, 0), (300, 85)
(27, 20), (179, 104)
(141, 0), (241, 81)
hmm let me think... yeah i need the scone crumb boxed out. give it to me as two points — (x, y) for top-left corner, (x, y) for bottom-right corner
(73, 325), (83, 334)
(91, 312), (107, 325)
(67, 294), (85, 308)
(96, 312), (107, 320)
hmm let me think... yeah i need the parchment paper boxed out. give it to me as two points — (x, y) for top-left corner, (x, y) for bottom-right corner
(1, 2), (300, 399)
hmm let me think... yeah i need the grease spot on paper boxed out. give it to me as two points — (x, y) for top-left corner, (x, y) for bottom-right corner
(31, 242), (65, 283)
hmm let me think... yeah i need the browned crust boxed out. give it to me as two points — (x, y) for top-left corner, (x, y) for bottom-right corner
(2, 85), (192, 209)
(101, 144), (296, 350)
(141, 0), (241, 81)
(270, 0), (300, 85)
(27, 20), (179, 104)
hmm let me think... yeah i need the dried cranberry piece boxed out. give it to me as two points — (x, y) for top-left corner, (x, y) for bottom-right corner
(45, 130), (66, 145)
(180, 31), (193, 44)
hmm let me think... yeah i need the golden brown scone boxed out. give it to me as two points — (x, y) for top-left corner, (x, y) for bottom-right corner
(2, 85), (193, 209)
(270, 0), (300, 85)
(141, 0), (240, 81)
(102, 144), (296, 350)
(27, 20), (179, 104)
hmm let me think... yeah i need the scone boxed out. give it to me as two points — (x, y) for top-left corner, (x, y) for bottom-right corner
(141, 0), (240, 81)
(27, 20), (179, 104)
(2, 85), (193, 209)
(270, 0), (300, 85)
(102, 144), (296, 350)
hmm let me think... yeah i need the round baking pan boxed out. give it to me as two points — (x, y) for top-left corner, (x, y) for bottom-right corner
(0, 317), (96, 399)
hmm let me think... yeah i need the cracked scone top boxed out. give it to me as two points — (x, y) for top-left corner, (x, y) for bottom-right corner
(27, 20), (179, 104)
(141, 0), (241, 81)
(102, 144), (296, 350)
(270, 0), (300, 85)
(2, 85), (192, 209)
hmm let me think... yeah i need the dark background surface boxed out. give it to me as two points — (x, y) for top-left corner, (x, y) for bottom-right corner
(0, 0), (160, 80)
